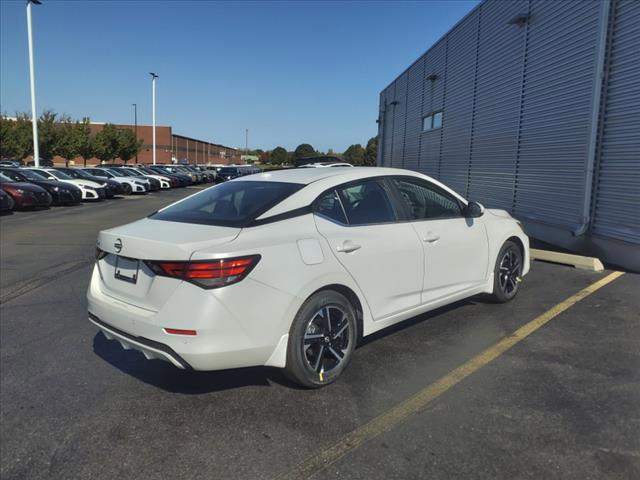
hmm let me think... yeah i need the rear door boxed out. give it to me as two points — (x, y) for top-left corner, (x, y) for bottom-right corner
(314, 178), (423, 320)
(389, 176), (489, 303)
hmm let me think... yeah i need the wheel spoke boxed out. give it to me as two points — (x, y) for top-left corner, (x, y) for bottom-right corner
(304, 333), (324, 345)
(332, 323), (348, 340)
(323, 307), (331, 333)
(328, 346), (344, 361)
(313, 345), (325, 372)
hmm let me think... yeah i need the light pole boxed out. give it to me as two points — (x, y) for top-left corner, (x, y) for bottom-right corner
(26, 0), (42, 167)
(132, 103), (138, 163)
(149, 72), (158, 164)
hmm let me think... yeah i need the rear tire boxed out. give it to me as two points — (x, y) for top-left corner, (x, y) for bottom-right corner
(285, 290), (357, 388)
(490, 240), (523, 303)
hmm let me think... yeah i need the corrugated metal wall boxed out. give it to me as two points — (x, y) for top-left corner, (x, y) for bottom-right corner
(591, 0), (640, 245)
(378, 0), (640, 267)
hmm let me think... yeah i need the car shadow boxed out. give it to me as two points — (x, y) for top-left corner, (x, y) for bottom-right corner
(92, 332), (298, 394)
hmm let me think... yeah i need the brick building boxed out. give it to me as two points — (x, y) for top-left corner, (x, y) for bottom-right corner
(55, 122), (241, 166)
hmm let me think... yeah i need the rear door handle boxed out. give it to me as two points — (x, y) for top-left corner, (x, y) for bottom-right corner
(422, 234), (440, 243)
(336, 241), (362, 253)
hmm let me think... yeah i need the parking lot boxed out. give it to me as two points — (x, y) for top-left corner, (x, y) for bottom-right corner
(1, 188), (639, 480)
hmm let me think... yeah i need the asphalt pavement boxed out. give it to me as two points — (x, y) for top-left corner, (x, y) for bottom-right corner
(1, 188), (638, 480)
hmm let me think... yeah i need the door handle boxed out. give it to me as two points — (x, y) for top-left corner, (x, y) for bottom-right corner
(336, 241), (362, 253)
(422, 234), (440, 243)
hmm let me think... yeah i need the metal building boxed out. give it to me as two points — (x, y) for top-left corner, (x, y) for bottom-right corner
(377, 0), (639, 271)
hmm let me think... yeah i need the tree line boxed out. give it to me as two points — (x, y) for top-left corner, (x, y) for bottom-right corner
(0, 111), (143, 165)
(247, 137), (378, 166)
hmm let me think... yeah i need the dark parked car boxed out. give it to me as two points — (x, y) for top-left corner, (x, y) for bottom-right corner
(215, 166), (244, 183)
(54, 167), (124, 198)
(0, 168), (82, 205)
(0, 173), (52, 209)
(0, 189), (14, 213)
(26, 158), (55, 167)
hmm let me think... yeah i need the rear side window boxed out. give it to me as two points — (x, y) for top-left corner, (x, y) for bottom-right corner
(150, 181), (303, 227)
(337, 179), (396, 225)
(392, 177), (462, 220)
(314, 190), (347, 224)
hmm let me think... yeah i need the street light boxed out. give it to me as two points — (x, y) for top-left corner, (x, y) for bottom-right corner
(149, 72), (158, 164)
(26, 0), (42, 167)
(132, 103), (138, 163)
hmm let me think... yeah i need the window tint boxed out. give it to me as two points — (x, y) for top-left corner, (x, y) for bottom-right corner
(337, 179), (396, 225)
(392, 178), (462, 220)
(150, 181), (303, 227)
(314, 190), (347, 224)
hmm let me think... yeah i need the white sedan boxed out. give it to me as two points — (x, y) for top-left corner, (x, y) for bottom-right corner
(87, 167), (529, 387)
(29, 167), (106, 200)
(83, 167), (148, 194)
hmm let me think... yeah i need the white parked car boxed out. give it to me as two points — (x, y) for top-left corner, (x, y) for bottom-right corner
(83, 168), (148, 194)
(88, 167), (529, 387)
(29, 167), (106, 200)
(123, 167), (172, 189)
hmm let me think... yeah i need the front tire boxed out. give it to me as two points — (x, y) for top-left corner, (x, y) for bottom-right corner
(285, 290), (357, 388)
(491, 240), (523, 303)
(122, 183), (133, 195)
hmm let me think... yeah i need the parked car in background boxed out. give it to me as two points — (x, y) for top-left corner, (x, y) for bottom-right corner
(83, 168), (148, 194)
(121, 167), (171, 189)
(293, 156), (342, 168)
(87, 167), (529, 388)
(54, 167), (124, 198)
(107, 167), (160, 191)
(26, 158), (54, 167)
(174, 166), (202, 184)
(0, 188), (14, 213)
(0, 167), (82, 205)
(28, 167), (106, 201)
(0, 172), (52, 209)
(135, 166), (185, 188)
(0, 160), (25, 167)
(148, 165), (193, 186)
(214, 166), (244, 183)
(300, 162), (353, 168)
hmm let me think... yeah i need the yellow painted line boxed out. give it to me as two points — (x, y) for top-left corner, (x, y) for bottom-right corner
(278, 271), (625, 480)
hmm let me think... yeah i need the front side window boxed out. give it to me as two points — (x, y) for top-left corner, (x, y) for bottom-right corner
(150, 181), (303, 227)
(337, 179), (396, 225)
(392, 177), (462, 220)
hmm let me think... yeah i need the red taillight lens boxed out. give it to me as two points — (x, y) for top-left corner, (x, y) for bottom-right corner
(145, 255), (260, 289)
(164, 328), (197, 336)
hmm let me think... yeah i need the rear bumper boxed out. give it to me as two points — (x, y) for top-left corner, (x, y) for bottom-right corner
(89, 313), (192, 369)
(86, 265), (294, 371)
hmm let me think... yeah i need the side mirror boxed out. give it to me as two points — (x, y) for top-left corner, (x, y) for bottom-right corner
(465, 201), (485, 218)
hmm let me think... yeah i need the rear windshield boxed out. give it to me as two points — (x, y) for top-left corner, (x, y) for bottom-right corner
(219, 167), (239, 175)
(150, 181), (303, 227)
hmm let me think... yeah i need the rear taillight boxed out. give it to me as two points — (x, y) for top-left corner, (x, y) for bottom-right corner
(145, 255), (260, 289)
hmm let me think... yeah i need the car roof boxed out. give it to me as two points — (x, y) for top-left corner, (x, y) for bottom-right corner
(244, 167), (468, 219)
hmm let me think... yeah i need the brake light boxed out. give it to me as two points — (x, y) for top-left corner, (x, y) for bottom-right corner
(145, 255), (260, 289)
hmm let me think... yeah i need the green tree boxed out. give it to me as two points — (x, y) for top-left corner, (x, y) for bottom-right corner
(363, 136), (378, 166)
(0, 115), (17, 159)
(75, 118), (94, 167)
(270, 146), (288, 165)
(37, 110), (60, 160)
(117, 128), (142, 164)
(1, 113), (34, 160)
(93, 123), (121, 163)
(293, 143), (316, 159)
(342, 143), (366, 165)
(56, 116), (80, 166)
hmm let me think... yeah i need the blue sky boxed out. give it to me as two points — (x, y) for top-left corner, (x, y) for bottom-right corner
(0, 0), (478, 152)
